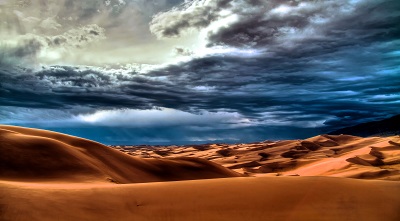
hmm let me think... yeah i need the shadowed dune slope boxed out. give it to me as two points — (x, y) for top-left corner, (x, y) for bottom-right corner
(1, 177), (399, 221)
(0, 125), (240, 183)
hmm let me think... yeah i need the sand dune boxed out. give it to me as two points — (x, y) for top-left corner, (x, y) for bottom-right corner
(119, 134), (400, 181)
(1, 125), (399, 221)
(1, 177), (399, 221)
(0, 125), (240, 183)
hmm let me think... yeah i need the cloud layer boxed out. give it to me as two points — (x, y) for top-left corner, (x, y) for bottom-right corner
(151, 0), (400, 53)
(1, 0), (399, 144)
(0, 0), (188, 65)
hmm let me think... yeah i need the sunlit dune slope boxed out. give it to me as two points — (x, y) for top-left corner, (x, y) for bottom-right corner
(0, 125), (240, 183)
(119, 134), (400, 181)
(1, 177), (399, 221)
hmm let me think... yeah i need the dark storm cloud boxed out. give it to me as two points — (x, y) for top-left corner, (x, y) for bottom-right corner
(147, 40), (399, 107)
(1, 0), (399, 143)
(2, 34), (399, 131)
(1, 66), (147, 108)
(151, 0), (400, 56)
(209, 0), (400, 49)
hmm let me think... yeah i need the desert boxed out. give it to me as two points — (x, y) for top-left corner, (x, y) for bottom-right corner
(1, 125), (399, 221)
(2, 1), (399, 220)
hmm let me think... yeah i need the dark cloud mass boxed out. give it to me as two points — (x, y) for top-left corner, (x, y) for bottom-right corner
(1, 0), (399, 144)
(151, 0), (400, 52)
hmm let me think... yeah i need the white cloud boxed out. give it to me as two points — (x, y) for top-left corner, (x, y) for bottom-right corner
(271, 5), (292, 15)
(75, 107), (253, 128)
(0, 0), (194, 66)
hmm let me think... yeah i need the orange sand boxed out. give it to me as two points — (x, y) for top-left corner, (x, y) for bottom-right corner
(1, 125), (399, 221)
(119, 134), (400, 181)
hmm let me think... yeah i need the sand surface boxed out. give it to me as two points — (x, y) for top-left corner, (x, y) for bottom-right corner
(2, 177), (400, 221)
(1, 125), (399, 221)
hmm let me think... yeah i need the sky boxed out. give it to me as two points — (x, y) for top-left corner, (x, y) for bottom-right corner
(0, 0), (399, 145)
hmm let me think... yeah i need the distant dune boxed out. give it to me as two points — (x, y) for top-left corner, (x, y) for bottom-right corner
(115, 134), (400, 181)
(1, 125), (399, 221)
